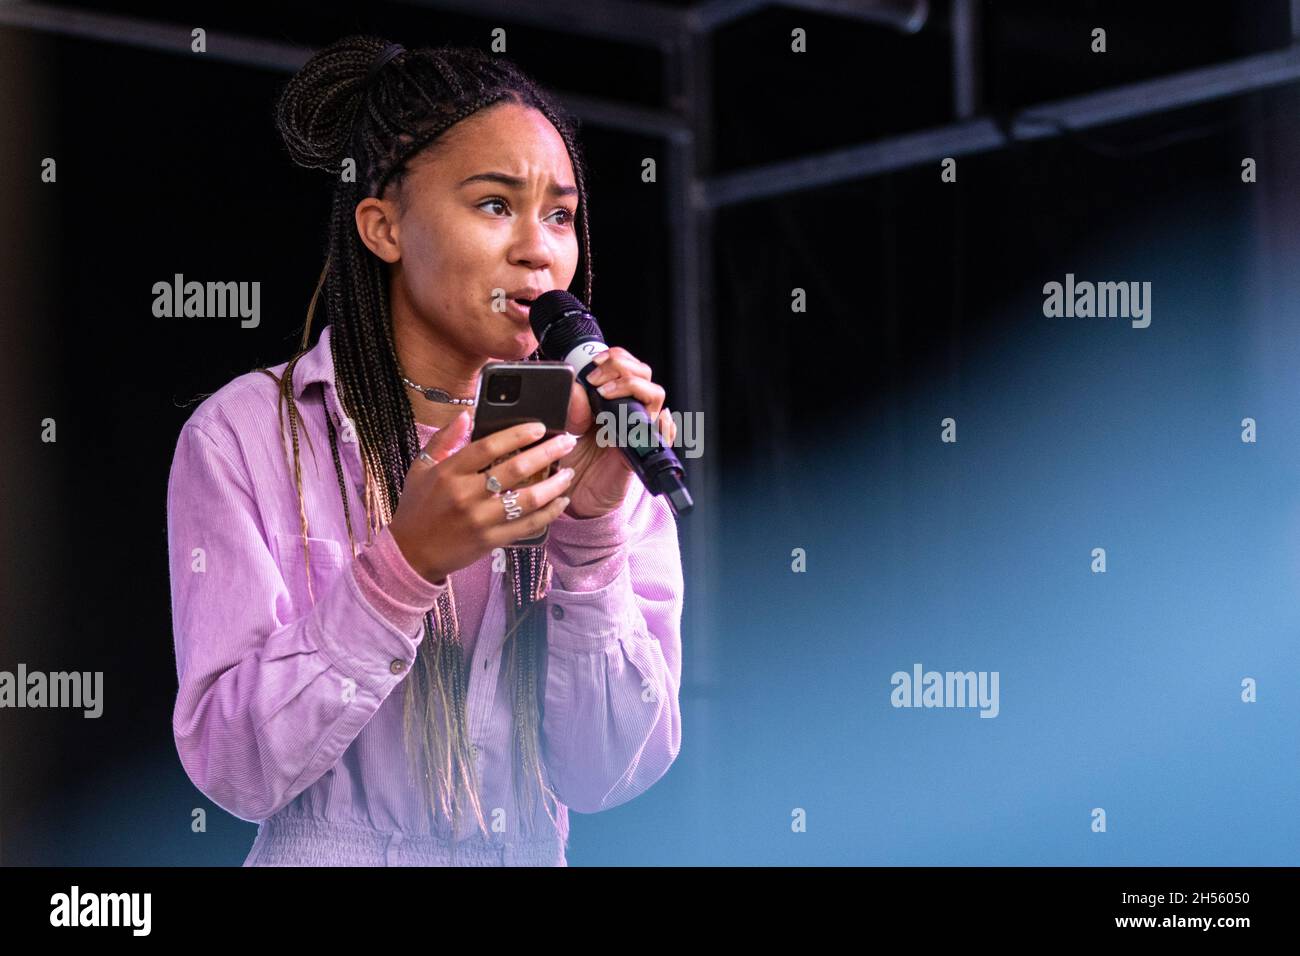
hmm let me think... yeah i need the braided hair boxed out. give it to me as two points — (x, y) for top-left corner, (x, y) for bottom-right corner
(258, 35), (594, 857)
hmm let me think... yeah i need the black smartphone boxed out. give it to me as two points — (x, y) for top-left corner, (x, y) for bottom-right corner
(470, 361), (575, 546)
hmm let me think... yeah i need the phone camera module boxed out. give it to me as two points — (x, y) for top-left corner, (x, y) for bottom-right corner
(487, 373), (521, 405)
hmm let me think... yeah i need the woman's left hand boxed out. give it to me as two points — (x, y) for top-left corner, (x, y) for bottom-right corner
(554, 348), (677, 519)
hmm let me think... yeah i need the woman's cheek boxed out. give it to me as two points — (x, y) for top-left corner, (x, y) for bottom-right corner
(562, 236), (580, 281)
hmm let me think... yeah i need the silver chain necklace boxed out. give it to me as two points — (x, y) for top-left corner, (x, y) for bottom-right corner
(400, 374), (477, 406)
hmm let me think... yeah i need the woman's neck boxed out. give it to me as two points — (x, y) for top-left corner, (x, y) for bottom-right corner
(405, 387), (475, 431)
(392, 321), (484, 430)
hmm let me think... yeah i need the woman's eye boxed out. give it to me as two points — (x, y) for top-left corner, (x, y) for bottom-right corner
(479, 198), (573, 226)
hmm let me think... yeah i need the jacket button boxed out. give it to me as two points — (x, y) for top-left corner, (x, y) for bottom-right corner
(390, 659), (406, 675)
(551, 605), (565, 621)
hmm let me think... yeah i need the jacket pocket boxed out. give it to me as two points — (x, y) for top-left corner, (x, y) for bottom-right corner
(274, 532), (347, 605)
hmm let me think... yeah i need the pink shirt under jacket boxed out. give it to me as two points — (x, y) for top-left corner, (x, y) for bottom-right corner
(165, 323), (684, 866)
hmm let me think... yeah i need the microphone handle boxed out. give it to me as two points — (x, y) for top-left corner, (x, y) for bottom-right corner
(574, 358), (694, 516)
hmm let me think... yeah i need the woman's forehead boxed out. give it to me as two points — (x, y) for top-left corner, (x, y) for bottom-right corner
(427, 104), (574, 185)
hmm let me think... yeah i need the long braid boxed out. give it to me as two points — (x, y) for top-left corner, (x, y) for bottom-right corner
(260, 35), (593, 853)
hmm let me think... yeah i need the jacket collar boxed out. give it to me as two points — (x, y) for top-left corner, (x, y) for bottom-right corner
(283, 323), (364, 483)
(289, 322), (336, 401)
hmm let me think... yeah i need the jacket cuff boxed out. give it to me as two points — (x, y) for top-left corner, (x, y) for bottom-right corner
(546, 501), (630, 591)
(548, 548), (628, 592)
(548, 502), (630, 550)
(545, 558), (641, 654)
(351, 524), (447, 637)
(315, 563), (429, 698)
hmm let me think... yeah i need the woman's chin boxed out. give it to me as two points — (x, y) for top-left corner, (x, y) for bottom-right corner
(498, 330), (539, 360)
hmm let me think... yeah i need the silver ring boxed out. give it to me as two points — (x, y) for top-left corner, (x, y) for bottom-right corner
(501, 489), (523, 521)
(485, 473), (503, 494)
(418, 451), (434, 464)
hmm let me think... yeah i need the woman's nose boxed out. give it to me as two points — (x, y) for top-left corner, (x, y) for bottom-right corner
(510, 217), (553, 268)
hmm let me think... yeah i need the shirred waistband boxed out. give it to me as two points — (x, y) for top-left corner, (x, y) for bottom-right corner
(244, 813), (567, 867)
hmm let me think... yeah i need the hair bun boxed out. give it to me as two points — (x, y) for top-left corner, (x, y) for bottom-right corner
(274, 35), (395, 173)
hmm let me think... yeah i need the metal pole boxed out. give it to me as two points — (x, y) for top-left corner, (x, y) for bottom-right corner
(951, 0), (981, 119)
(664, 22), (720, 857)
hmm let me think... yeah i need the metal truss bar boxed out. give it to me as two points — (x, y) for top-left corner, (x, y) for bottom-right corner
(562, 92), (690, 141)
(0, 2), (687, 137)
(705, 42), (1300, 208)
(0, 1), (315, 71)
(393, 0), (687, 49)
(690, 0), (928, 33)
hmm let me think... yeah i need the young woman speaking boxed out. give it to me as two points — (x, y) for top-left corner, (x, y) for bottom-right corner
(166, 35), (684, 866)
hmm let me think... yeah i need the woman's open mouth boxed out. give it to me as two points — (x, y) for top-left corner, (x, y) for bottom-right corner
(506, 297), (533, 321)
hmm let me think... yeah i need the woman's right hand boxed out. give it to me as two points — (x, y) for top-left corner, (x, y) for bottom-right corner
(388, 411), (578, 584)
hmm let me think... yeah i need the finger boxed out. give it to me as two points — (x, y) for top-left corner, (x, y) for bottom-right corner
(417, 410), (473, 467)
(490, 431), (577, 488)
(589, 347), (649, 377)
(589, 350), (651, 385)
(659, 407), (677, 447)
(598, 346), (650, 376)
(486, 492), (571, 548)
(454, 420), (549, 475)
(493, 463), (575, 516)
(594, 376), (666, 417)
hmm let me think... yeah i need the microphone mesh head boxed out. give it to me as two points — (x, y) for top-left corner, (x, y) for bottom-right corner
(529, 290), (605, 359)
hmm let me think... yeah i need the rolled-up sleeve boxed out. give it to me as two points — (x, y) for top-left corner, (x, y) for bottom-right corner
(167, 421), (426, 823)
(539, 484), (684, 813)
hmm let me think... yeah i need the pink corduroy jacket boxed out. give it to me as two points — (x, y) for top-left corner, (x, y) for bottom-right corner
(165, 323), (684, 866)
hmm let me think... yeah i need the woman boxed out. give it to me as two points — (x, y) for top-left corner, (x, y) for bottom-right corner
(166, 36), (684, 866)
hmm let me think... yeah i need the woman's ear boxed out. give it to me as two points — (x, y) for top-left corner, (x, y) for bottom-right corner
(354, 197), (401, 263)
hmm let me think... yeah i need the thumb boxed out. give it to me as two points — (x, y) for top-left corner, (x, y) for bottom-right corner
(565, 378), (593, 435)
(418, 410), (472, 466)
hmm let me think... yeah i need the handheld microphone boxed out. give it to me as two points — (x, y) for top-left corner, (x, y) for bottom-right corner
(530, 290), (694, 517)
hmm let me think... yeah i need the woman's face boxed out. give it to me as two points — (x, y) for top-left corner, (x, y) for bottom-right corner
(364, 101), (581, 364)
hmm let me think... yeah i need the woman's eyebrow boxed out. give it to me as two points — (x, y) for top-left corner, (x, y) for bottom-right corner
(458, 171), (578, 198)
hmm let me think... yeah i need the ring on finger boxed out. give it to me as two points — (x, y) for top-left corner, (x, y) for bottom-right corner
(501, 489), (523, 521)
(485, 472), (503, 495)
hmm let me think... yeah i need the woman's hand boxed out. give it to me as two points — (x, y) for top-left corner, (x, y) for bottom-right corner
(388, 414), (578, 583)
(555, 348), (678, 519)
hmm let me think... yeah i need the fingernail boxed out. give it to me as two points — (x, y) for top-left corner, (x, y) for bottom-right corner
(528, 422), (546, 438)
(560, 467), (575, 481)
(597, 382), (614, 394)
(559, 432), (578, 448)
